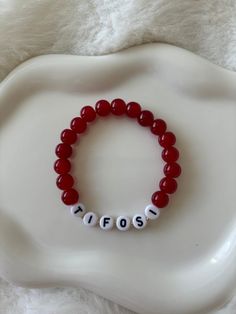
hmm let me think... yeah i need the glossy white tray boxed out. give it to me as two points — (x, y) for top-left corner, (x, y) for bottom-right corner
(0, 43), (236, 314)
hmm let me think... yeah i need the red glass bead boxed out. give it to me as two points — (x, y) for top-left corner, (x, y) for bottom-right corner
(138, 110), (154, 127)
(151, 119), (167, 135)
(60, 129), (77, 145)
(54, 159), (71, 174)
(56, 174), (74, 190)
(162, 147), (179, 163)
(126, 101), (141, 118)
(80, 105), (96, 122)
(70, 117), (87, 133)
(159, 177), (177, 194)
(61, 189), (79, 205)
(111, 98), (126, 116)
(152, 191), (169, 208)
(164, 163), (181, 178)
(159, 131), (176, 148)
(55, 143), (72, 158)
(95, 99), (111, 116)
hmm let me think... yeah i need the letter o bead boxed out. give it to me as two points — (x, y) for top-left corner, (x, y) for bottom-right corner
(70, 203), (86, 217)
(83, 212), (98, 227)
(99, 215), (114, 230)
(144, 204), (160, 220)
(132, 214), (147, 230)
(116, 216), (131, 231)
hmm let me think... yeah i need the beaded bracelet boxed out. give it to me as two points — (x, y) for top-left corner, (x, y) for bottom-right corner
(54, 99), (181, 231)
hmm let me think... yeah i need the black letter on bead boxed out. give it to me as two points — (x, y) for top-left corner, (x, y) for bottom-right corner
(136, 216), (144, 227)
(149, 209), (157, 215)
(88, 215), (93, 224)
(74, 206), (83, 214)
(103, 217), (110, 227)
(120, 218), (127, 228)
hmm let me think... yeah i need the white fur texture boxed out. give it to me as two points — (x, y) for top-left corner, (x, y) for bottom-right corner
(0, 278), (236, 314)
(1, 0), (236, 313)
(1, 0), (236, 82)
(0, 279), (134, 314)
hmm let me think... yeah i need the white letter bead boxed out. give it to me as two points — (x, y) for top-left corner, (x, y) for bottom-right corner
(116, 216), (131, 231)
(70, 203), (86, 217)
(132, 214), (147, 229)
(144, 204), (160, 220)
(99, 215), (114, 230)
(83, 212), (98, 227)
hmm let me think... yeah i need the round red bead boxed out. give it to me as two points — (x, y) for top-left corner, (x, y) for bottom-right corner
(138, 110), (154, 127)
(164, 163), (181, 178)
(151, 119), (167, 135)
(159, 177), (177, 194)
(61, 189), (79, 205)
(111, 98), (126, 116)
(152, 191), (169, 208)
(95, 99), (111, 116)
(55, 143), (72, 158)
(162, 147), (179, 163)
(56, 174), (74, 190)
(70, 117), (87, 133)
(54, 159), (71, 174)
(80, 105), (96, 122)
(126, 102), (141, 118)
(159, 132), (176, 148)
(60, 129), (77, 145)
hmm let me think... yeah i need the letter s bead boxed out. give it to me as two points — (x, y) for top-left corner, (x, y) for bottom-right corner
(132, 214), (147, 230)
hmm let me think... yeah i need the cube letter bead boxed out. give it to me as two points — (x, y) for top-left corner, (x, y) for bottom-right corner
(116, 216), (131, 231)
(83, 212), (98, 227)
(132, 214), (147, 229)
(144, 204), (160, 220)
(70, 203), (86, 217)
(99, 215), (114, 230)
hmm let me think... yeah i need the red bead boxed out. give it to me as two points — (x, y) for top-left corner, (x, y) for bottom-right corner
(54, 159), (71, 174)
(164, 163), (181, 178)
(56, 174), (74, 190)
(162, 147), (179, 163)
(61, 189), (79, 205)
(152, 191), (169, 208)
(151, 119), (167, 135)
(70, 117), (87, 133)
(111, 98), (126, 116)
(80, 105), (96, 122)
(138, 110), (154, 127)
(95, 99), (111, 116)
(159, 132), (176, 148)
(126, 102), (141, 118)
(159, 177), (177, 194)
(55, 143), (72, 158)
(60, 129), (77, 145)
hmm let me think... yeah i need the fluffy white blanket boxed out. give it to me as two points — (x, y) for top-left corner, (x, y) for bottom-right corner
(1, 0), (236, 82)
(0, 0), (236, 313)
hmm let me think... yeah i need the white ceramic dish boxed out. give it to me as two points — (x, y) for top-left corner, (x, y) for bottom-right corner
(0, 43), (236, 314)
